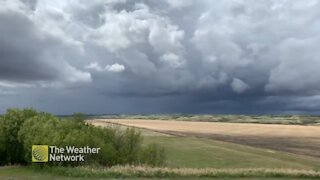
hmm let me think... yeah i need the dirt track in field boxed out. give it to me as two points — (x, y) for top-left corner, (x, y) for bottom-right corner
(90, 119), (320, 157)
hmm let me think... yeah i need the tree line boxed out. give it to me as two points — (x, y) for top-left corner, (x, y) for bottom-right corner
(0, 109), (165, 167)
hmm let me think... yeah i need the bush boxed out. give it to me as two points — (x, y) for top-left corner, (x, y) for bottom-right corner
(0, 109), (38, 165)
(71, 112), (86, 123)
(140, 143), (166, 167)
(0, 108), (166, 167)
(18, 114), (118, 166)
(113, 128), (142, 164)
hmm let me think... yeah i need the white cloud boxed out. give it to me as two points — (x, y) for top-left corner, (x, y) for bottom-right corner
(231, 78), (249, 94)
(105, 63), (125, 73)
(85, 62), (103, 71)
(85, 62), (125, 73)
(64, 63), (92, 83)
(148, 23), (184, 54)
(160, 53), (184, 68)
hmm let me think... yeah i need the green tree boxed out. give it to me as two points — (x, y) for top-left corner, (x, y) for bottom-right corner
(72, 112), (86, 124)
(0, 109), (38, 165)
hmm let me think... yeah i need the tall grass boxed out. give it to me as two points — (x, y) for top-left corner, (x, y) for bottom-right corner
(39, 165), (320, 178)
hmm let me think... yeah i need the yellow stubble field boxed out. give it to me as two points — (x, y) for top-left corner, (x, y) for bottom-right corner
(91, 119), (320, 157)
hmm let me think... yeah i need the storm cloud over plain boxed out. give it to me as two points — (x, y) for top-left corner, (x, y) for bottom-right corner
(1, 0), (320, 114)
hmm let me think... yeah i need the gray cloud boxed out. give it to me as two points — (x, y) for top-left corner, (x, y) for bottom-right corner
(0, 2), (91, 87)
(0, 11), (57, 82)
(1, 0), (320, 114)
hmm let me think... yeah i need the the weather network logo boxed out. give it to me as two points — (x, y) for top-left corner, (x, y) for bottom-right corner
(32, 145), (49, 162)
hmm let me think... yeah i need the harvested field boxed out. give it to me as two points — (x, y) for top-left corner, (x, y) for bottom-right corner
(91, 119), (320, 158)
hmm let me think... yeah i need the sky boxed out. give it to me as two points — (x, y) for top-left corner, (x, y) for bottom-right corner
(1, 0), (320, 115)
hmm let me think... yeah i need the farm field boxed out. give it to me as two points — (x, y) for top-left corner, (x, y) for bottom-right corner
(91, 119), (320, 159)
(143, 136), (320, 169)
(90, 114), (320, 125)
(1, 118), (320, 179)
(92, 119), (320, 169)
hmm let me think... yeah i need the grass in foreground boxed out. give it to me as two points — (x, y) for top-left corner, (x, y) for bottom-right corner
(1, 166), (320, 179)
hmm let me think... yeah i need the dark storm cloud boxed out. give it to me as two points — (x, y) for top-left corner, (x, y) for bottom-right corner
(1, 0), (320, 114)
(0, 11), (58, 81)
(0, 1), (91, 87)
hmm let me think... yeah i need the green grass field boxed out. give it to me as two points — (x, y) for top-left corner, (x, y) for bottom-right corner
(143, 136), (320, 170)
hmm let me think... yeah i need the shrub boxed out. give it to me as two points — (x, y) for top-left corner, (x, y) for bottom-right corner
(113, 128), (142, 164)
(0, 108), (166, 167)
(71, 113), (86, 124)
(0, 109), (38, 165)
(140, 143), (166, 167)
(18, 114), (119, 166)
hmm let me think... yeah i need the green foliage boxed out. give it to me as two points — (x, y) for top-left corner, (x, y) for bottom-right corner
(71, 112), (86, 123)
(18, 114), (117, 166)
(0, 108), (166, 167)
(0, 109), (38, 165)
(113, 128), (142, 164)
(140, 143), (165, 167)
